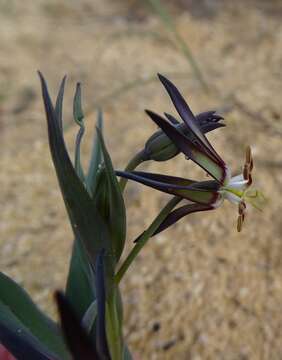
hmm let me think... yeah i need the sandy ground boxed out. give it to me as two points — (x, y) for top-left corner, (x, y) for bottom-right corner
(1, 1), (282, 359)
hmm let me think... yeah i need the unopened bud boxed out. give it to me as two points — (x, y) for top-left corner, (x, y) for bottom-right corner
(144, 123), (186, 161)
(144, 111), (224, 162)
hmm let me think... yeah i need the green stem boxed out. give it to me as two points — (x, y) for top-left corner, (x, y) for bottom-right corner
(115, 196), (181, 284)
(119, 150), (147, 193)
(106, 291), (123, 360)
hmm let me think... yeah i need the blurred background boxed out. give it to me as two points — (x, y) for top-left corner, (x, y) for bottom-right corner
(1, 0), (281, 358)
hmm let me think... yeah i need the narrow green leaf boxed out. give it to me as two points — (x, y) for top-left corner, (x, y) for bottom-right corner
(39, 73), (114, 319)
(0, 302), (61, 360)
(82, 300), (97, 334)
(96, 128), (126, 263)
(54, 75), (66, 132)
(65, 239), (95, 320)
(0, 272), (69, 359)
(95, 250), (111, 360)
(86, 109), (103, 195)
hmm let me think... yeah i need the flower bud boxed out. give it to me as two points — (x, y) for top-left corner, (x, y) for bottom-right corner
(144, 123), (186, 161)
(144, 111), (224, 162)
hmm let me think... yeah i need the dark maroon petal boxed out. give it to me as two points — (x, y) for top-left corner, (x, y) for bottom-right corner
(116, 170), (219, 205)
(200, 122), (225, 133)
(164, 113), (180, 125)
(195, 111), (224, 124)
(122, 170), (197, 187)
(55, 292), (99, 360)
(145, 110), (226, 183)
(158, 74), (225, 165)
(153, 203), (213, 235)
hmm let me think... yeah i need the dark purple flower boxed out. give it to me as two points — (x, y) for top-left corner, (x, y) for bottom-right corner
(117, 75), (265, 232)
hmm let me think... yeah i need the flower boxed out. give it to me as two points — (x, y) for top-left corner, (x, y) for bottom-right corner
(117, 74), (264, 233)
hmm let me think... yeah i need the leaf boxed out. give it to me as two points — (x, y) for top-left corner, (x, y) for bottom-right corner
(82, 301), (97, 334)
(65, 112), (104, 320)
(86, 109), (104, 196)
(65, 239), (95, 320)
(145, 110), (226, 183)
(96, 128), (126, 263)
(115, 170), (219, 205)
(39, 72), (111, 267)
(0, 272), (69, 359)
(0, 302), (60, 360)
(54, 76), (66, 132)
(95, 250), (111, 360)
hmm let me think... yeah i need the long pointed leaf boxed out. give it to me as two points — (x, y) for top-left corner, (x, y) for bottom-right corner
(66, 106), (102, 320)
(54, 76), (66, 132)
(39, 71), (110, 266)
(95, 251), (111, 360)
(65, 239), (95, 320)
(96, 128), (126, 263)
(87, 109), (104, 196)
(0, 302), (60, 360)
(0, 272), (69, 359)
(39, 73), (113, 322)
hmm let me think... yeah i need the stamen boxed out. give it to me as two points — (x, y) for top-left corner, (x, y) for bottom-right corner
(238, 201), (246, 215)
(237, 215), (243, 232)
(245, 146), (252, 164)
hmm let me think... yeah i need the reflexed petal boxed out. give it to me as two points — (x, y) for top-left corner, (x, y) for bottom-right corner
(153, 203), (213, 235)
(199, 122), (225, 133)
(158, 74), (225, 165)
(164, 113), (180, 125)
(145, 110), (227, 183)
(195, 111), (224, 125)
(116, 170), (220, 205)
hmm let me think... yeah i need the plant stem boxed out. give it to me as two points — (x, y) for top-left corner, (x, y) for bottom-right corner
(119, 150), (147, 193)
(115, 196), (181, 283)
(106, 291), (123, 360)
